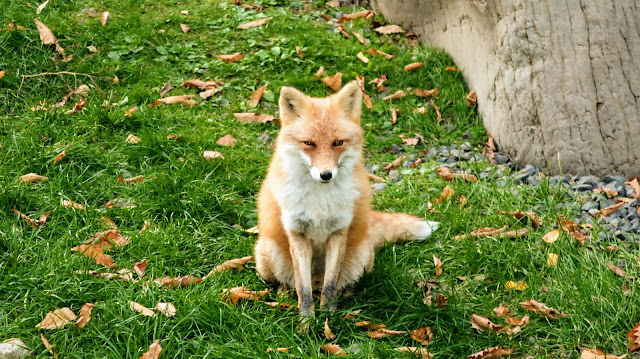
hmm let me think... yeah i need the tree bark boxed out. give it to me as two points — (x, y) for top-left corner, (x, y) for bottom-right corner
(371, 0), (640, 177)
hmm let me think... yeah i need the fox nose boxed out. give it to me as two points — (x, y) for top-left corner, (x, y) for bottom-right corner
(320, 171), (332, 181)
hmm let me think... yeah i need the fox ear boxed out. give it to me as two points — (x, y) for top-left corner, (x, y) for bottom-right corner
(335, 80), (362, 122)
(279, 86), (308, 125)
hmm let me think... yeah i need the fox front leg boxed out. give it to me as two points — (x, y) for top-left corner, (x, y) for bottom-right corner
(320, 231), (347, 312)
(287, 232), (315, 329)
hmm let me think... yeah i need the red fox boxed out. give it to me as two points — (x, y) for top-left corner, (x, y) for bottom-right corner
(254, 81), (439, 322)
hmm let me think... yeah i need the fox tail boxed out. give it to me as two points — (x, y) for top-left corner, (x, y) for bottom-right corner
(367, 211), (439, 249)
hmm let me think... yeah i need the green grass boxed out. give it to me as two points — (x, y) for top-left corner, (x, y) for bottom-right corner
(0, 1), (638, 358)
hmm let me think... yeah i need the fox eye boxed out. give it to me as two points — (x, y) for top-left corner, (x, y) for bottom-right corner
(333, 140), (344, 146)
(303, 141), (315, 146)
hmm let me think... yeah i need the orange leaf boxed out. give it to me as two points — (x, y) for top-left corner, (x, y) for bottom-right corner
(74, 303), (94, 328)
(436, 185), (455, 204)
(436, 166), (477, 183)
(207, 255), (253, 276)
(364, 48), (394, 59)
(71, 244), (115, 267)
(217, 134), (237, 147)
(410, 326), (433, 346)
(520, 299), (566, 319)
(295, 46), (305, 57)
(181, 79), (219, 90)
(12, 209), (50, 227)
(383, 155), (406, 171)
(506, 315), (529, 326)
(322, 73), (343, 92)
(53, 150), (66, 164)
(414, 88), (438, 98)
(399, 134), (419, 147)
(266, 347), (289, 353)
(467, 346), (515, 359)
(375, 25), (405, 34)
(445, 66), (457, 71)
(129, 301), (155, 317)
(237, 17), (271, 29)
(429, 100), (442, 122)
(341, 309), (362, 319)
(34, 18), (70, 61)
(497, 210), (541, 228)
(233, 112), (277, 124)
(322, 344), (346, 356)
(139, 340), (162, 359)
(222, 286), (270, 305)
(36, 307), (77, 329)
(466, 90), (477, 107)
(367, 328), (407, 338)
(248, 83), (268, 107)
(383, 90), (407, 101)
(599, 202), (625, 217)
(118, 175), (144, 184)
(153, 275), (202, 289)
(404, 62), (423, 71)
(355, 75), (372, 109)
(368, 76), (387, 92)
(65, 98), (86, 114)
(83, 229), (130, 250)
(390, 108), (399, 124)
(337, 10), (374, 23)
(629, 323), (640, 352)
(471, 314), (505, 333)
(217, 53), (244, 62)
(133, 259), (148, 277)
(433, 255), (443, 277)
(547, 253), (558, 266)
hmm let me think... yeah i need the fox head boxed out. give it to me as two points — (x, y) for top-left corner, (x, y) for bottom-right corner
(277, 81), (364, 184)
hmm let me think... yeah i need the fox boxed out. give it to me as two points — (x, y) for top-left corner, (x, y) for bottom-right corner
(254, 80), (439, 323)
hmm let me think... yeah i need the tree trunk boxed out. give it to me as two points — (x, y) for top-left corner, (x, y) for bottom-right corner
(371, 0), (640, 177)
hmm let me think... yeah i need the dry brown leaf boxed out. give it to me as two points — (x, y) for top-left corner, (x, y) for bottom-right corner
(367, 328), (407, 338)
(505, 281), (529, 291)
(404, 62), (424, 71)
(414, 88), (438, 98)
(295, 46), (305, 57)
(626, 179), (640, 199)
(520, 299), (566, 319)
(19, 173), (48, 183)
(65, 98), (86, 114)
(71, 244), (115, 267)
(579, 347), (627, 359)
(40, 333), (58, 359)
(437, 292), (448, 307)
(75, 268), (135, 282)
(471, 314), (505, 333)
(435, 185), (455, 204)
(607, 263), (632, 279)
(342, 309), (363, 319)
(53, 150), (66, 164)
(323, 72), (343, 92)
(410, 326), (433, 346)
(248, 84), (268, 107)
(322, 344), (346, 356)
(266, 347), (289, 353)
(222, 286), (271, 305)
(134, 259), (148, 277)
(129, 301), (155, 317)
(233, 112), (277, 124)
(429, 100), (442, 122)
(36, 307), (77, 329)
(557, 217), (590, 245)
(599, 202), (625, 217)
(368, 75), (387, 92)
(375, 25), (405, 34)
(199, 88), (221, 99)
(352, 31), (368, 45)
(493, 304), (511, 317)
(500, 229), (530, 238)
(159, 82), (173, 97)
(365, 48), (395, 60)
(336, 24), (350, 38)
(324, 318), (337, 340)
(445, 66), (457, 71)
(395, 347), (433, 359)
(355, 75), (372, 109)
(34, 18), (70, 61)
(313, 66), (325, 80)
(100, 11), (109, 26)
(203, 150), (224, 160)
(356, 51), (369, 64)
(466, 90), (477, 107)
(126, 133), (141, 144)
(383, 155), (407, 171)
(459, 194), (467, 209)
(207, 255), (253, 276)
(154, 275), (202, 289)
(467, 346), (515, 359)
(139, 340), (162, 359)
(326, 0), (340, 7)
(547, 253), (558, 266)
(433, 255), (443, 277)
(179, 23), (190, 33)
(238, 17), (271, 29)
(36, 0), (50, 14)
(593, 187), (618, 198)
(482, 131), (496, 163)
(629, 323), (640, 352)
(74, 303), (94, 328)
(83, 229), (130, 250)
(118, 175), (144, 184)
(217, 134), (237, 147)
(61, 199), (85, 210)
(140, 220), (151, 232)
(104, 198), (136, 209)
(383, 90), (407, 101)
(218, 53), (244, 62)
(155, 302), (176, 317)
(542, 229), (560, 243)
(436, 166), (478, 183)
(264, 301), (295, 310)
(356, 321), (385, 329)
(506, 315), (529, 326)
(151, 95), (197, 107)
(12, 209), (50, 227)
(399, 134), (419, 147)
(338, 10), (374, 22)
(497, 210), (541, 228)
(181, 79), (218, 90)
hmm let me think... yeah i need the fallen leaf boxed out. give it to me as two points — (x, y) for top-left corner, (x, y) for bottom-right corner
(410, 326), (433, 346)
(445, 66), (457, 71)
(118, 175), (144, 184)
(414, 88), (438, 98)
(217, 134), (237, 147)
(493, 304), (511, 317)
(466, 90), (477, 107)
(607, 263), (632, 279)
(593, 187), (618, 198)
(206, 256), (253, 277)
(0, 70), (5, 79)
(390, 108), (398, 124)
(159, 82), (173, 97)
(557, 217), (590, 245)
(36, 0), (49, 14)
(295, 46), (305, 57)
(134, 259), (148, 277)
(367, 328), (407, 338)
(520, 299), (566, 319)
(336, 24), (350, 38)
(626, 178), (640, 199)
(459, 194), (467, 209)
(155, 302), (176, 317)
(222, 286), (270, 305)
(433, 255), (443, 277)
(179, 23), (190, 33)
(579, 347), (627, 359)
(65, 98), (86, 114)
(505, 281), (529, 291)
(139, 340), (162, 359)
(181, 79), (218, 90)
(248, 84), (268, 107)
(375, 25), (405, 34)
(365, 48), (394, 59)
(429, 100), (442, 122)
(482, 131), (496, 163)
(355, 75), (372, 109)
(74, 303), (94, 328)
(629, 323), (640, 352)
(542, 229), (560, 243)
(266, 347), (289, 353)
(497, 210), (541, 228)
(399, 134), (418, 146)
(100, 11), (109, 26)
(83, 229), (130, 250)
(436, 166), (477, 183)
(383, 155), (406, 171)
(326, 0), (340, 7)
(19, 173), (48, 183)
(338, 10), (374, 22)
(471, 314), (506, 333)
(383, 90), (407, 101)
(313, 66), (325, 80)
(369, 76), (387, 92)
(264, 301), (295, 310)
(324, 318), (337, 340)
(61, 199), (85, 210)
(154, 275), (202, 289)
(436, 185), (455, 204)
(599, 202), (625, 217)
(126, 133), (141, 144)
(217, 53), (244, 62)
(238, 17), (271, 29)
(467, 346), (514, 359)
(12, 209), (51, 227)
(404, 62), (423, 71)
(323, 72), (343, 92)
(151, 95), (197, 107)
(71, 244), (114, 267)
(36, 307), (77, 329)
(395, 347), (433, 359)
(547, 253), (558, 266)
(199, 87), (221, 99)
(352, 31), (368, 45)
(75, 268), (135, 282)
(40, 333), (58, 359)
(129, 301), (155, 317)
(233, 112), (277, 124)
(203, 150), (224, 160)
(123, 107), (137, 117)
(34, 18), (71, 61)
(140, 220), (151, 232)
(356, 51), (369, 64)
(342, 309), (363, 319)
(506, 315), (529, 326)
(322, 344), (346, 356)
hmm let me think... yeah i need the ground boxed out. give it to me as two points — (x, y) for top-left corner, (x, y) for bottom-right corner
(0, 0), (638, 358)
